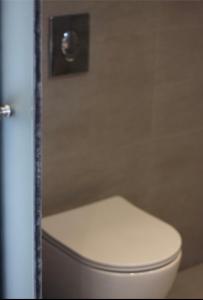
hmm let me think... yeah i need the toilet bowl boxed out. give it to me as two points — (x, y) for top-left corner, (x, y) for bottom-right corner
(42, 196), (182, 299)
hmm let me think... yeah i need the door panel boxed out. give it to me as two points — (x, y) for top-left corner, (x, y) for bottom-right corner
(0, 0), (41, 298)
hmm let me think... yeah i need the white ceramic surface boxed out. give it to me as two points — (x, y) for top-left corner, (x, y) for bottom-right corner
(43, 239), (182, 299)
(43, 196), (182, 272)
(43, 197), (182, 299)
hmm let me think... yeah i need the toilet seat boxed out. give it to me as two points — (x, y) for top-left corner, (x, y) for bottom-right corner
(43, 232), (182, 273)
(43, 196), (182, 273)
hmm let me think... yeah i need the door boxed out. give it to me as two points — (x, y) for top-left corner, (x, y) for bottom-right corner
(0, 0), (41, 298)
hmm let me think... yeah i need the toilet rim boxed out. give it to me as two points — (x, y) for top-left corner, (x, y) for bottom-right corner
(43, 232), (182, 274)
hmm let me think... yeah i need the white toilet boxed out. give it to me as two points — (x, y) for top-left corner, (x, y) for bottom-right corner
(42, 196), (182, 299)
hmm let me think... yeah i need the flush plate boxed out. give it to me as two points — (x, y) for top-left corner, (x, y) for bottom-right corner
(49, 14), (90, 77)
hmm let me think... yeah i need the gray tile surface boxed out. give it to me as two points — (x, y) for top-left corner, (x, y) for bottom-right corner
(169, 264), (203, 299)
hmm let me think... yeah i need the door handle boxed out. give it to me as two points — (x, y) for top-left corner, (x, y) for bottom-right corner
(0, 105), (12, 118)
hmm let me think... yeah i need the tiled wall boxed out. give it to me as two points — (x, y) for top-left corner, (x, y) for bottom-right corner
(42, 0), (203, 269)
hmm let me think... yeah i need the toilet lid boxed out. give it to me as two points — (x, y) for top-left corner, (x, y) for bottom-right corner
(43, 196), (182, 272)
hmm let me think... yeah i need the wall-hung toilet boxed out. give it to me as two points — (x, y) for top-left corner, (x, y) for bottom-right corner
(42, 196), (182, 299)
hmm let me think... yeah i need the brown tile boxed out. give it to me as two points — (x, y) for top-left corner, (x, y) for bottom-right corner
(43, 140), (151, 216)
(168, 264), (203, 299)
(158, 0), (203, 31)
(155, 28), (203, 84)
(89, 0), (160, 42)
(91, 31), (156, 86)
(42, 0), (160, 39)
(148, 131), (203, 269)
(151, 130), (203, 196)
(152, 79), (203, 137)
(149, 182), (203, 269)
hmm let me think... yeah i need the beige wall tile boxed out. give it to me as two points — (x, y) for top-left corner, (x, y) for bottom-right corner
(43, 140), (151, 216)
(153, 79), (203, 137)
(155, 28), (203, 84)
(158, 0), (203, 31)
(148, 131), (203, 269)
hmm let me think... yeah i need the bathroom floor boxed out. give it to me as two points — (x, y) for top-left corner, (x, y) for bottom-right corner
(168, 264), (203, 299)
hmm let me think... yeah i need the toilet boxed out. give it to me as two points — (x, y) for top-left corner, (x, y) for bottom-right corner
(42, 196), (182, 299)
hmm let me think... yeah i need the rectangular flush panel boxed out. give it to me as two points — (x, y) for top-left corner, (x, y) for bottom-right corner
(49, 14), (90, 76)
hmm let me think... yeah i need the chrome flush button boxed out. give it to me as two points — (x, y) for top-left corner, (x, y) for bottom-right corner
(61, 31), (80, 63)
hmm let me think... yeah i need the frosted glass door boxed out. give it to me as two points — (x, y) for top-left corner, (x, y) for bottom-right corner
(0, 0), (41, 298)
